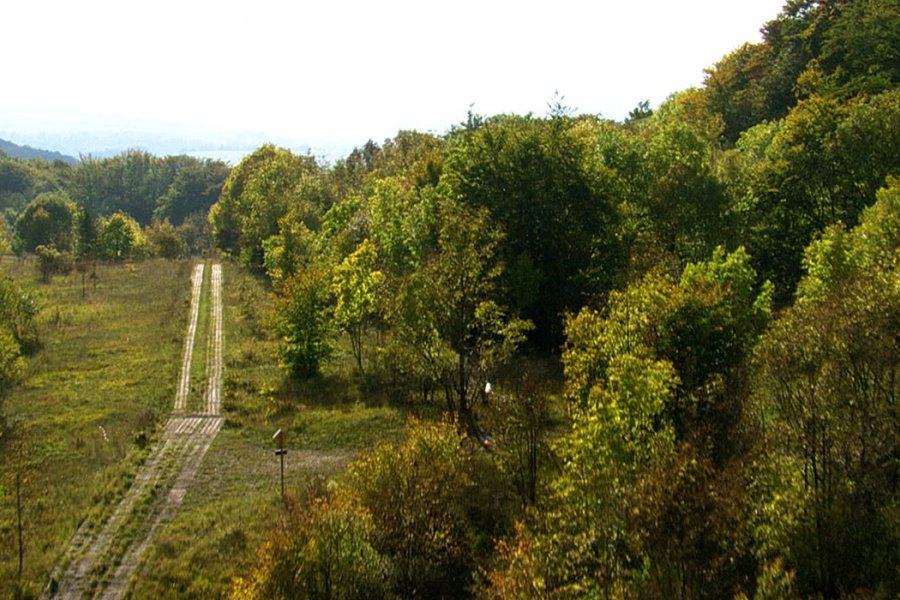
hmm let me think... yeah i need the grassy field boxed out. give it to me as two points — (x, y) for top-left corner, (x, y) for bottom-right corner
(0, 258), (408, 598)
(0, 258), (193, 598)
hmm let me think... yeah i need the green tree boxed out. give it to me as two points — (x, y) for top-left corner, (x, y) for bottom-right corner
(752, 179), (900, 597)
(699, 0), (900, 142)
(637, 110), (730, 262)
(0, 274), (36, 414)
(389, 198), (532, 431)
(0, 155), (72, 220)
(72, 150), (166, 225)
(659, 247), (772, 458)
(115, 149), (165, 224)
(274, 268), (333, 379)
(262, 210), (317, 289)
(442, 114), (624, 346)
(366, 130), (443, 188)
(153, 158), (229, 225)
(741, 91), (900, 299)
(0, 160), (32, 196)
(232, 492), (387, 600)
(177, 211), (214, 256)
(818, 0), (900, 98)
(0, 276), (38, 353)
(529, 354), (679, 595)
(349, 418), (509, 598)
(75, 207), (98, 260)
(0, 328), (25, 399)
(0, 160), (34, 218)
(366, 177), (436, 275)
(209, 145), (324, 268)
(34, 244), (74, 281)
(703, 42), (782, 142)
(144, 219), (186, 259)
(14, 192), (77, 252)
(97, 211), (146, 260)
(487, 248), (771, 598)
(332, 239), (383, 375)
(482, 368), (552, 507)
(627, 99), (654, 122)
(0, 219), (11, 256)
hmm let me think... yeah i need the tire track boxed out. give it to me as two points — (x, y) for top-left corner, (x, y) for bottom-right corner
(100, 416), (222, 600)
(175, 264), (204, 413)
(205, 264), (223, 416)
(46, 263), (225, 599)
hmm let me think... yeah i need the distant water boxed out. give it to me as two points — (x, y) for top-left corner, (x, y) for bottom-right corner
(183, 144), (349, 165)
(183, 149), (254, 165)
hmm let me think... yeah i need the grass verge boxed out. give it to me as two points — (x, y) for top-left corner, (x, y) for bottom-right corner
(188, 262), (211, 414)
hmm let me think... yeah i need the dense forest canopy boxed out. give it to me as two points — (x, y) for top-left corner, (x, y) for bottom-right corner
(210, 2), (900, 594)
(1, 1), (898, 598)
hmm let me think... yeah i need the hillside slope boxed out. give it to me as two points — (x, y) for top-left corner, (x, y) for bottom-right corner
(0, 138), (78, 164)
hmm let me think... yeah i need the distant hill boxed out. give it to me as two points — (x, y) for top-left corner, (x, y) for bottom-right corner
(0, 138), (78, 164)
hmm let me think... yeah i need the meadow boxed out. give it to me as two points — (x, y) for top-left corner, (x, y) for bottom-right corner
(0, 258), (190, 597)
(0, 258), (406, 598)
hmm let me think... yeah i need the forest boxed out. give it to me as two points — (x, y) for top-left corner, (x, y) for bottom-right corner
(1, 0), (899, 598)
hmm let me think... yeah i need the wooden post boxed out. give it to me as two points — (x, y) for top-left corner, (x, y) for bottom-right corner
(273, 429), (287, 502)
(16, 468), (23, 581)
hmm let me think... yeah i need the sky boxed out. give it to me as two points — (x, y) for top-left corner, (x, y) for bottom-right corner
(2, 0), (787, 159)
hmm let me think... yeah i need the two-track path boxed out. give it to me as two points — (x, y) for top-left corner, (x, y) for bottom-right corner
(46, 263), (225, 599)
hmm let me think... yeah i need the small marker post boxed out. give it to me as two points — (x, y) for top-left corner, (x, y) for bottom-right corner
(273, 429), (287, 501)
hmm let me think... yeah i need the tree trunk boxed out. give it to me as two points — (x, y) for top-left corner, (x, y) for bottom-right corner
(16, 469), (24, 581)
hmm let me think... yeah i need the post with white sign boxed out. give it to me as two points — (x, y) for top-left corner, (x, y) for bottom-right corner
(273, 429), (287, 502)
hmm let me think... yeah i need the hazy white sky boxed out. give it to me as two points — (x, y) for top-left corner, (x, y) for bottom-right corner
(3, 0), (786, 156)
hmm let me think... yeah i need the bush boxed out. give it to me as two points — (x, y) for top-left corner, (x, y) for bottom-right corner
(35, 244), (74, 281)
(349, 417), (512, 598)
(232, 491), (388, 600)
(145, 219), (186, 259)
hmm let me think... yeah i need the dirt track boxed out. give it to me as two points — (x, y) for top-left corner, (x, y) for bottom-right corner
(175, 264), (204, 413)
(46, 263), (225, 599)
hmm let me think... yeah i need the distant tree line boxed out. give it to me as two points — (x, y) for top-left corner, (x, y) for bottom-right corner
(0, 149), (229, 271)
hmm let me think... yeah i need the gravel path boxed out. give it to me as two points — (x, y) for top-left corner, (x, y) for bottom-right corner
(46, 262), (225, 599)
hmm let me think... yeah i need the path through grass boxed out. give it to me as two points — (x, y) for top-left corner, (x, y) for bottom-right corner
(0, 259), (193, 598)
(0, 259), (409, 598)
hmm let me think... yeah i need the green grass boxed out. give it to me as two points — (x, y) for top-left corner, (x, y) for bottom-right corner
(0, 258), (194, 598)
(188, 263), (211, 414)
(128, 428), (353, 599)
(286, 403), (404, 451)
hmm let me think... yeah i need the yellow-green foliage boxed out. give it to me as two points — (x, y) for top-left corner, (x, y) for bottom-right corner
(232, 491), (386, 600)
